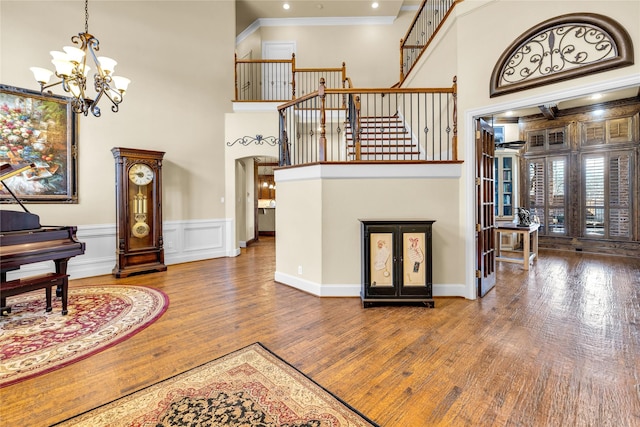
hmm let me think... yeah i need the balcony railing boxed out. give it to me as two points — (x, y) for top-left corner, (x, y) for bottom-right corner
(277, 77), (457, 166)
(400, 0), (459, 83)
(234, 54), (347, 102)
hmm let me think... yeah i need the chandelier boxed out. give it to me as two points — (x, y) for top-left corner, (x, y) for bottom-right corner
(30, 0), (130, 117)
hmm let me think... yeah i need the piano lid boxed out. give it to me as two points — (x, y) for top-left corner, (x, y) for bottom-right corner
(1, 163), (36, 182)
(1, 163), (40, 232)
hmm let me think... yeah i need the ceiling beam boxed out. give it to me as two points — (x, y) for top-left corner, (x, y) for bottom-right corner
(538, 103), (559, 120)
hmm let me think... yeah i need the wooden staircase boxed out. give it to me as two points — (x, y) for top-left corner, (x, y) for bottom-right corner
(345, 115), (420, 161)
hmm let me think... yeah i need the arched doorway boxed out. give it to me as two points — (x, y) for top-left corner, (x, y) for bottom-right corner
(235, 156), (278, 248)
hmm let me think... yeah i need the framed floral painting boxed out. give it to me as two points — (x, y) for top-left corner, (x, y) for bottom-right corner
(0, 84), (78, 203)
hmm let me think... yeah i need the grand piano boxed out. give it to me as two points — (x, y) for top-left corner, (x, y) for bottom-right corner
(1, 163), (86, 313)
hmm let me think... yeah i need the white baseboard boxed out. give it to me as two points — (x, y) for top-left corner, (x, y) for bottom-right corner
(274, 271), (466, 298)
(5, 219), (237, 281)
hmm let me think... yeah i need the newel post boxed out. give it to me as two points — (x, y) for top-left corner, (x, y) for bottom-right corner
(318, 78), (326, 162)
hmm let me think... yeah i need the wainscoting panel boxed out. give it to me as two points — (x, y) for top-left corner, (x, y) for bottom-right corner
(5, 219), (236, 281)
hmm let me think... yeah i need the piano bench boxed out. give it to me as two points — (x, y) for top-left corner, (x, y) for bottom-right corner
(0, 273), (70, 315)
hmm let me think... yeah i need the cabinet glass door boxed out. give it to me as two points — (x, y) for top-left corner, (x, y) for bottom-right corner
(399, 226), (432, 297)
(369, 232), (394, 288)
(402, 232), (426, 287)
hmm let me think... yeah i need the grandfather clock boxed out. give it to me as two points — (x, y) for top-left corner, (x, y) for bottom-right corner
(112, 147), (167, 278)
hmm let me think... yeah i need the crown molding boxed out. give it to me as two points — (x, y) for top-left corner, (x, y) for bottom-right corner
(237, 16), (396, 45)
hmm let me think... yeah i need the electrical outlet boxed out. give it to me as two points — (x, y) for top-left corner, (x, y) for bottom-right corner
(297, 265), (303, 275)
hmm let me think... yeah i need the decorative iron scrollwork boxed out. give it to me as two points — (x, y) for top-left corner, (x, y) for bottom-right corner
(491, 14), (634, 97)
(226, 135), (279, 147)
(502, 24), (616, 85)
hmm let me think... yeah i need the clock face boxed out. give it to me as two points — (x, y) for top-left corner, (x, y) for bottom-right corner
(128, 163), (154, 186)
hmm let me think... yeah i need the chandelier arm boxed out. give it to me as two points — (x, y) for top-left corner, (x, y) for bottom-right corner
(102, 85), (123, 106)
(31, 0), (127, 117)
(39, 80), (64, 93)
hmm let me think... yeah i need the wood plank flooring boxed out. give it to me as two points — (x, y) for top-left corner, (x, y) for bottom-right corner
(1, 237), (639, 426)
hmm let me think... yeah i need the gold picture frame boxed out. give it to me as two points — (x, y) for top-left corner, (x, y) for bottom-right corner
(0, 84), (78, 203)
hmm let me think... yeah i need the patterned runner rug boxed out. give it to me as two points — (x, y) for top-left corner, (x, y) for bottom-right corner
(53, 342), (378, 427)
(0, 285), (168, 388)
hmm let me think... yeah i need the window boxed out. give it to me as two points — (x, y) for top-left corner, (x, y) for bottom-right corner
(528, 157), (567, 235)
(583, 151), (633, 239)
(584, 156), (605, 236)
(521, 107), (638, 254)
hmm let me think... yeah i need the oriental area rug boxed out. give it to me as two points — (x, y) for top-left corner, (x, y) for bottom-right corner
(53, 342), (379, 427)
(0, 285), (168, 388)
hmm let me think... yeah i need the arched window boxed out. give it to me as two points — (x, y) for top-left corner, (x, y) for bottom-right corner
(490, 13), (634, 97)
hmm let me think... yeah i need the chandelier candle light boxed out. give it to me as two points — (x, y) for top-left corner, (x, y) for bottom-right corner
(30, 0), (130, 117)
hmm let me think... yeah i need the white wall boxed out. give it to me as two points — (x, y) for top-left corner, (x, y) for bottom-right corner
(274, 164), (465, 297)
(236, 10), (416, 88)
(224, 106), (280, 248)
(1, 1), (237, 279)
(1, 1), (236, 224)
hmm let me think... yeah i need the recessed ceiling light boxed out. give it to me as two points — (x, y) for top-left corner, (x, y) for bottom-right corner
(316, 3), (323, 9)
(590, 93), (602, 100)
(283, 3), (290, 10)
(372, 2), (379, 9)
(593, 109), (605, 115)
(505, 111), (514, 116)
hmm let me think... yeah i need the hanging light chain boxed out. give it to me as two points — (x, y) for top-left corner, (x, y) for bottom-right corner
(85, 0), (89, 34)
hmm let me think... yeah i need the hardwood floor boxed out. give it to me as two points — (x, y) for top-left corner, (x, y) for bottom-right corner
(1, 237), (639, 426)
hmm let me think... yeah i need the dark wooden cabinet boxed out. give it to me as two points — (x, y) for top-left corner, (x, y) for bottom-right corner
(360, 219), (435, 308)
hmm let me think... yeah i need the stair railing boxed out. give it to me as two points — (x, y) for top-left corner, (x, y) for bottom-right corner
(234, 53), (348, 102)
(278, 77), (458, 166)
(400, 0), (460, 84)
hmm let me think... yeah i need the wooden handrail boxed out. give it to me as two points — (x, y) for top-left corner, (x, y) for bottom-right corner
(277, 90), (320, 111)
(234, 58), (294, 64)
(234, 54), (349, 102)
(277, 77), (458, 164)
(325, 87), (456, 95)
(277, 84), (456, 111)
(400, 0), (429, 48)
(399, 0), (462, 84)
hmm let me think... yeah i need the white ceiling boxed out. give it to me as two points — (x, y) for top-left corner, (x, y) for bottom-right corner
(491, 86), (640, 121)
(236, 0), (418, 35)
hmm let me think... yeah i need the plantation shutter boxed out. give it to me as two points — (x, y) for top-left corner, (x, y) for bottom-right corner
(608, 152), (632, 238)
(583, 151), (633, 239)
